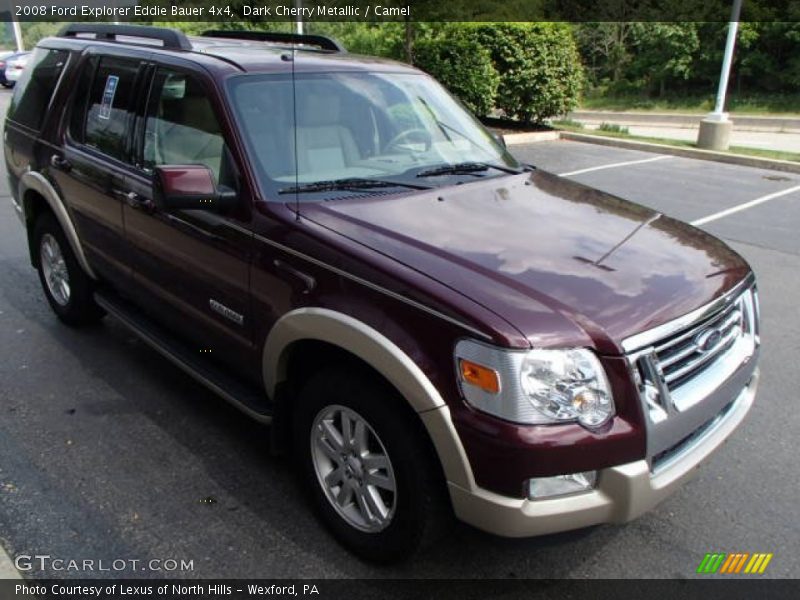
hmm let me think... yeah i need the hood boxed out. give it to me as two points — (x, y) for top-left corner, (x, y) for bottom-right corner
(300, 171), (751, 354)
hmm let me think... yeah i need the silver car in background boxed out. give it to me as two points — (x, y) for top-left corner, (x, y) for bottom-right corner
(3, 52), (31, 87)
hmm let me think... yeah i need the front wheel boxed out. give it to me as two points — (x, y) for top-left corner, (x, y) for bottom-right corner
(34, 213), (104, 326)
(294, 368), (445, 563)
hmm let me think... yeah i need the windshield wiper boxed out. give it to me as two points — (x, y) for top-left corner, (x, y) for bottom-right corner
(279, 177), (430, 195)
(416, 162), (521, 178)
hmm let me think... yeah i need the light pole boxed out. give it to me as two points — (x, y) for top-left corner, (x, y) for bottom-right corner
(295, 0), (304, 34)
(11, 19), (23, 52)
(697, 0), (743, 150)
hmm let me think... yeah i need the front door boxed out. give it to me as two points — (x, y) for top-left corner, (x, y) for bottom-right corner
(123, 65), (257, 379)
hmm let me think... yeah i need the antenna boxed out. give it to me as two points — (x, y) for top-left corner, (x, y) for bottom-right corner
(289, 44), (300, 221)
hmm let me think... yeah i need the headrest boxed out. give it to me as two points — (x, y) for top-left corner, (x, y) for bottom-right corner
(299, 92), (341, 127)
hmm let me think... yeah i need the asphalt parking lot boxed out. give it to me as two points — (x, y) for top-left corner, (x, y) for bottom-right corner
(1, 86), (799, 581)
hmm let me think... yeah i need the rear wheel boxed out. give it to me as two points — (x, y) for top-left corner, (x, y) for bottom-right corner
(294, 367), (445, 563)
(34, 213), (104, 326)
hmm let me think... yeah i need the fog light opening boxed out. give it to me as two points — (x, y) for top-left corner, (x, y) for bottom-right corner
(527, 471), (597, 500)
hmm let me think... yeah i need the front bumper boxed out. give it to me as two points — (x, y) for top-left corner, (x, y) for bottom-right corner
(449, 369), (758, 538)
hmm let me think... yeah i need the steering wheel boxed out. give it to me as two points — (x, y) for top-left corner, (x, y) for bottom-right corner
(384, 128), (432, 153)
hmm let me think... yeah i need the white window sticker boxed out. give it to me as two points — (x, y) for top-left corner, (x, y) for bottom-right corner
(99, 75), (119, 120)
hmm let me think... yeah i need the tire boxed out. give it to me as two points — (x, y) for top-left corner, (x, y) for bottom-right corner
(293, 367), (446, 563)
(33, 212), (104, 326)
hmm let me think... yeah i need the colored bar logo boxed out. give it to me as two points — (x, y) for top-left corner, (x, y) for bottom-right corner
(697, 552), (773, 574)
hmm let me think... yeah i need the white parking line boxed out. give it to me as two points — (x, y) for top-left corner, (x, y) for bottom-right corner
(558, 155), (672, 177)
(0, 544), (21, 579)
(691, 183), (800, 226)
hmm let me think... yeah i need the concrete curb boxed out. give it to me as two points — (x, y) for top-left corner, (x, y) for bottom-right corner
(503, 130), (560, 145)
(568, 110), (800, 133)
(558, 132), (800, 175)
(0, 544), (21, 580)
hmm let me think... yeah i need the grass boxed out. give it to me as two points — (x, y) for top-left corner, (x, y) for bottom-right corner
(554, 123), (800, 163)
(550, 118), (584, 129)
(597, 122), (630, 134)
(580, 93), (800, 116)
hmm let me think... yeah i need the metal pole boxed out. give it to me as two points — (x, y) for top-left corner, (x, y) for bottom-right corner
(11, 16), (24, 52)
(711, 0), (743, 119)
(295, 0), (304, 34)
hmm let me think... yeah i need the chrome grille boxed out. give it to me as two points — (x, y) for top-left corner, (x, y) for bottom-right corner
(654, 297), (744, 390)
(624, 278), (759, 468)
(627, 282), (759, 426)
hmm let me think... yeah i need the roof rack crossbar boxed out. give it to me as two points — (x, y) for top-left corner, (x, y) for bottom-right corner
(201, 30), (346, 53)
(58, 24), (192, 51)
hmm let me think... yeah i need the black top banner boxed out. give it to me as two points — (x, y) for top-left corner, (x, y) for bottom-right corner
(1, 0), (800, 22)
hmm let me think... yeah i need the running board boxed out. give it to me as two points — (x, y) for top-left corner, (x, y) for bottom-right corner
(95, 291), (273, 424)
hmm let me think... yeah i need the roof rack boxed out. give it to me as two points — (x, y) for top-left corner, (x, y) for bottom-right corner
(58, 24), (192, 51)
(201, 30), (346, 53)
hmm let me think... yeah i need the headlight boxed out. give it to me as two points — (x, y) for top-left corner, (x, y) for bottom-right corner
(520, 348), (614, 427)
(455, 340), (615, 429)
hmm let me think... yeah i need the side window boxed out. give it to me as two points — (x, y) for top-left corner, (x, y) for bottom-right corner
(82, 57), (140, 162)
(68, 56), (98, 144)
(143, 69), (227, 186)
(7, 48), (69, 131)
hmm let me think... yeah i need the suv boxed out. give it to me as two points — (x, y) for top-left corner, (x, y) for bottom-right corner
(5, 24), (760, 563)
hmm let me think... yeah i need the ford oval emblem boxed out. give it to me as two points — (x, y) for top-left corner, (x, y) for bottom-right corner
(695, 328), (723, 353)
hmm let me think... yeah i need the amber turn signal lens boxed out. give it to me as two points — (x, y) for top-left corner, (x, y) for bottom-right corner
(459, 359), (500, 394)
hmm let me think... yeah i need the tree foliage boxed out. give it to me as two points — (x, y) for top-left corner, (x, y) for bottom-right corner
(412, 28), (499, 117)
(471, 23), (584, 124)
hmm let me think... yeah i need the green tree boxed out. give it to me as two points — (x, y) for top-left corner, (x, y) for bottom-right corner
(413, 26), (499, 117)
(472, 23), (584, 124)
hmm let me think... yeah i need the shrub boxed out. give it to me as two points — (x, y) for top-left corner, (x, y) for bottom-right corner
(471, 23), (584, 124)
(598, 122), (629, 134)
(413, 31), (499, 117)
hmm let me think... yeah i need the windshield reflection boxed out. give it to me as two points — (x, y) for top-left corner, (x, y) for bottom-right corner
(228, 71), (520, 200)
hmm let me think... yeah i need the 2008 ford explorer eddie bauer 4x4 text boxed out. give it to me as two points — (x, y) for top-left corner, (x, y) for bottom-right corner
(5, 25), (760, 563)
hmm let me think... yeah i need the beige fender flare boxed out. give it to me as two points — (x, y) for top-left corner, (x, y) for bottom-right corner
(19, 171), (97, 279)
(263, 307), (476, 490)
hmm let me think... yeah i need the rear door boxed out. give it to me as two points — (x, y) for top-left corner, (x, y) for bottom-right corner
(51, 51), (149, 290)
(123, 62), (257, 379)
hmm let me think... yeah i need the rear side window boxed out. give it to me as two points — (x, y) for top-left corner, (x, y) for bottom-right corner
(78, 57), (140, 162)
(7, 48), (68, 131)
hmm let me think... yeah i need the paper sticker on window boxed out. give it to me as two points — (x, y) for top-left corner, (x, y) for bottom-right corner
(99, 75), (119, 120)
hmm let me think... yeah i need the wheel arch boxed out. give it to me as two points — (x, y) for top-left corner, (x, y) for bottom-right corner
(20, 171), (96, 279)
(264, 307), (476, 490)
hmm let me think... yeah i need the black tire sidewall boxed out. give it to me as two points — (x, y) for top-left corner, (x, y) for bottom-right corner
(294, 369), (434, 563)
(33, 213), (101, 326)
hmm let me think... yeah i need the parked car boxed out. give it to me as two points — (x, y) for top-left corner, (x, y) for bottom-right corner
(4, 24), (760, 563)
(0, 50), (16, 87)
(3, 51), (31, 87)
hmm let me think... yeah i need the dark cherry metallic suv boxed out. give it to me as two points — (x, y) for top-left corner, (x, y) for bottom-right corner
(5, 24), (760, 562)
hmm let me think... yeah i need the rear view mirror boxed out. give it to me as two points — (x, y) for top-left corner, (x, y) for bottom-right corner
(153, 165), (237, 212)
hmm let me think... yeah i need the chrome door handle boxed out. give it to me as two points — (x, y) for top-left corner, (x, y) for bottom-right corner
(114, 190), (152, 211)
(50, 154), (71, 171)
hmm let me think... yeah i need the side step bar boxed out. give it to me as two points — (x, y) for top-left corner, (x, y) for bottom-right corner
(95, 291), (273, 424)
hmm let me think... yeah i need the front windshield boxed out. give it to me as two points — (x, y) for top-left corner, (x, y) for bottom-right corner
(227, 71), (521, 200)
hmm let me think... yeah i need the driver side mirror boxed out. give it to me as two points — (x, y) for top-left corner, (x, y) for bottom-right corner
(153, 165), (238, 212)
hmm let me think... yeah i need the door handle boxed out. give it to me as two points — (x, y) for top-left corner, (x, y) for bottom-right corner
(50, 154), (71, 172)
(114, 190), (152, 211)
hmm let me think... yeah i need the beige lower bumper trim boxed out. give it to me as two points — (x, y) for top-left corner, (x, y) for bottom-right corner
(449, 371), (758, 538)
